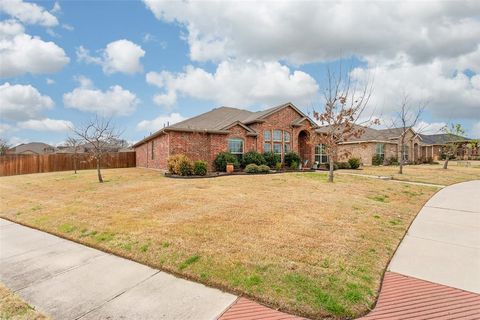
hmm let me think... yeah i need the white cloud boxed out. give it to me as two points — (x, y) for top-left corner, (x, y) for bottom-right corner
(46, 78), (55, 85)
(0, 20), (69, 78)
(143, 1), (480, 65)
(146, 60), (318, 108)
(18, 118), (73, 132)
(0, 82), (54, 121)
(8, 136), (29, 146)
(0, 0), (58, 27)
(51, 2), (61, 14)
(63, 77), (139, 116)
(413, 121), (447, 135)
(137, 113), (186, 131)
(350, 58), (480, 120)
(77, 39), (145, 75)
(62, 24), (74, 31)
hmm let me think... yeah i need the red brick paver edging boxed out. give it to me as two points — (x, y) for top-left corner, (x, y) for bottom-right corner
(219, 272), (480, 320)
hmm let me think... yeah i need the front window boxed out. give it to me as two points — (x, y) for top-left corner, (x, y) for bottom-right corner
(284, 143), (291, 153)
(375, 143), (384, 161)
(228, 138), (244, 161)
(284, 131), (291, 142)
(403, 145), (409, 161)
(273, 130), (282, 141)
(264, 142), (271, 152)
(315, 144), (328, 164)
(273, 143), (282, 154)
(264, 130), (271, 141)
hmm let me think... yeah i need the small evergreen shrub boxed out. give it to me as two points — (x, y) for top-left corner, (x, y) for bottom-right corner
(348, 158), (361, 169)
(244, 163), (259, 173)
(372, 155), (383, 166)
(168, 154), (193, 175)
(241, 151), (266, 167)
(193, 160), (207, 176)
(258, 165), (270, 173)
(284, 152), (301, 167)
(214, 152), (239, 172)
(290, 160), (298, 170)
(275, 162), (283, 170)
(385, 156), (399, 166)
(336, 162), (351, 169)
(264, 152), (281, 168)
(325, 162), (338, 171)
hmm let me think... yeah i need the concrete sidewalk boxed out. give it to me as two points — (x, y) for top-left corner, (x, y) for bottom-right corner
(388, 179), (480, 293)
(0, 219), (236, 319)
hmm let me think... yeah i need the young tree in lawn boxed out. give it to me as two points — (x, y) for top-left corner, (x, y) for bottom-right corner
(441, 123), (465, 169)
(391, 95), (425, 174)
(73, 117), (122, 183)
(0, 138), (10, 155)
(313, 66), (377, 183)
(65, 136), (80, 174)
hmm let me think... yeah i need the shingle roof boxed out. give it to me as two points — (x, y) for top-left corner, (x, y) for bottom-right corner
(10, 142), (55, 154)
(168, 107), (254, 131)
(419, 133), (470, 145)
(315, 124), (396, 142)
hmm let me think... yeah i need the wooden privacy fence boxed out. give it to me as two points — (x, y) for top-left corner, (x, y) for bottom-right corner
(0, 152), (136, 176)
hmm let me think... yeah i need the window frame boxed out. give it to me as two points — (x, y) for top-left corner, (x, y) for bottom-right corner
(228, 138), (244, 155)
(273, 142), (282, 154)
(284, 143), (291, 154)
(284, 131), (291, 142)
(315, 144), (328, 164)
(264, 142), (271, 152)
(403, 145), (409, 161)
(375, 143), (385, 161)
(273, 130), (282, 142)
(264, 130), (271, 141)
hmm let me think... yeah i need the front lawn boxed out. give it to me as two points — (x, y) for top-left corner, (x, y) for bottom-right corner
(343, 161), (480, 186)
(0, 169), (438, 319)
(0, 283), (47, 320)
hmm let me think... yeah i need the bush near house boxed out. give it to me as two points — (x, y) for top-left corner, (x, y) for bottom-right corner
(385, 156), (399, 166)
(264, 152), (281, 168)
(244, 163), (259, 173)
(348, 158), (361, 169)
(336, 162), (351, 169)
(324, 162), (339, 171)
(258, 165), (271, 173)
(241, 151), (266, 167)
(372, 155), (383, 166)
(214, 152), (239, 172)
(289, 160), (298, 170)
(168, 154), (193, 175)
(284, 152), (301, 168)
(193, 161), (208, 176)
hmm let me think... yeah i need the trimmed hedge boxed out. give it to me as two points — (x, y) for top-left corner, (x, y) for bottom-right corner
(263, 152), (281, 168)
(193, 160), (207, 176)
(242, 151), (266, 167)
(167, 154), (193, 176)
(245, 163), (259, 173)
(214, 152), (239, 172)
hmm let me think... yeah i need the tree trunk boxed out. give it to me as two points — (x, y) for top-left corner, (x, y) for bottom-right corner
(328, 157), (334, 183)
(96, 157), (103, 183)
(399, 161), (403, 174)
(443, 157), (449, 169)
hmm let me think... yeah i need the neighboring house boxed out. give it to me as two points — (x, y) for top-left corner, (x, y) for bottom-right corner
(133, 102), (478, 171)
(7, 142), (56, 155)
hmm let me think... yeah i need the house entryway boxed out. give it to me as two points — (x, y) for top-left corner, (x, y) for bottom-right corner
(298, 130), (312, 167)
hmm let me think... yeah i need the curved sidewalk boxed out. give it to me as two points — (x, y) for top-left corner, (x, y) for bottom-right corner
(361, 180), (480, 319)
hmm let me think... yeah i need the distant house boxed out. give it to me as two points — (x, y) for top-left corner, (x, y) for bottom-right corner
(7, 142), (56, 155)
(133, 102), (478, 171)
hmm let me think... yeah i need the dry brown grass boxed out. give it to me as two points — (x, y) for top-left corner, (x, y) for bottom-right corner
(0, 168), (438, 319)
(344, 161), (480, 186)
(0, 283), (47, 320)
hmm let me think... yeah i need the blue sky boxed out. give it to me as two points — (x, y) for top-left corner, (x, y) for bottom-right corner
(1, 0), (479, 146)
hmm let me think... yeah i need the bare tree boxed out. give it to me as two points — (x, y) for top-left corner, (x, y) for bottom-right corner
(66, 136), (81, 174)
(0, 138), (10, 155)
(391, 95), (426, 174)
(441, 123), (465, 169)
(313, 66), (377, 183)
(72, 117), (122, 183)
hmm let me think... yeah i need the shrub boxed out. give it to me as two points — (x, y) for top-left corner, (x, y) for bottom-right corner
(168, 154), (193, 175)
(325, 162), (338, 170)
(290, 160), (298, 170)
(178, 160), (193, 176)
(193, 160), (207, 176)
(348, 158), (361, 169)
(336, 162), (351, 169)
(385, 156), (399, 166)
(275, 162), (283, 170)
(263, 152), (281, 168)
(258, 165), (270, 173)
(372, 155), (383, 166)
(244, 163), (259, 173)
(284, 152), (301, 167)
(214, 152), (239, 172)
(241, 151), (266, 167)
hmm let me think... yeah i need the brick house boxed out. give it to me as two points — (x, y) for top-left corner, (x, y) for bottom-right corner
(133, 102), (477, 171)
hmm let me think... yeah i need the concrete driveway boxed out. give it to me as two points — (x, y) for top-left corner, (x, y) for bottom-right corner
(0, 219), (236, 319)
(388, 179), (480, 294)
